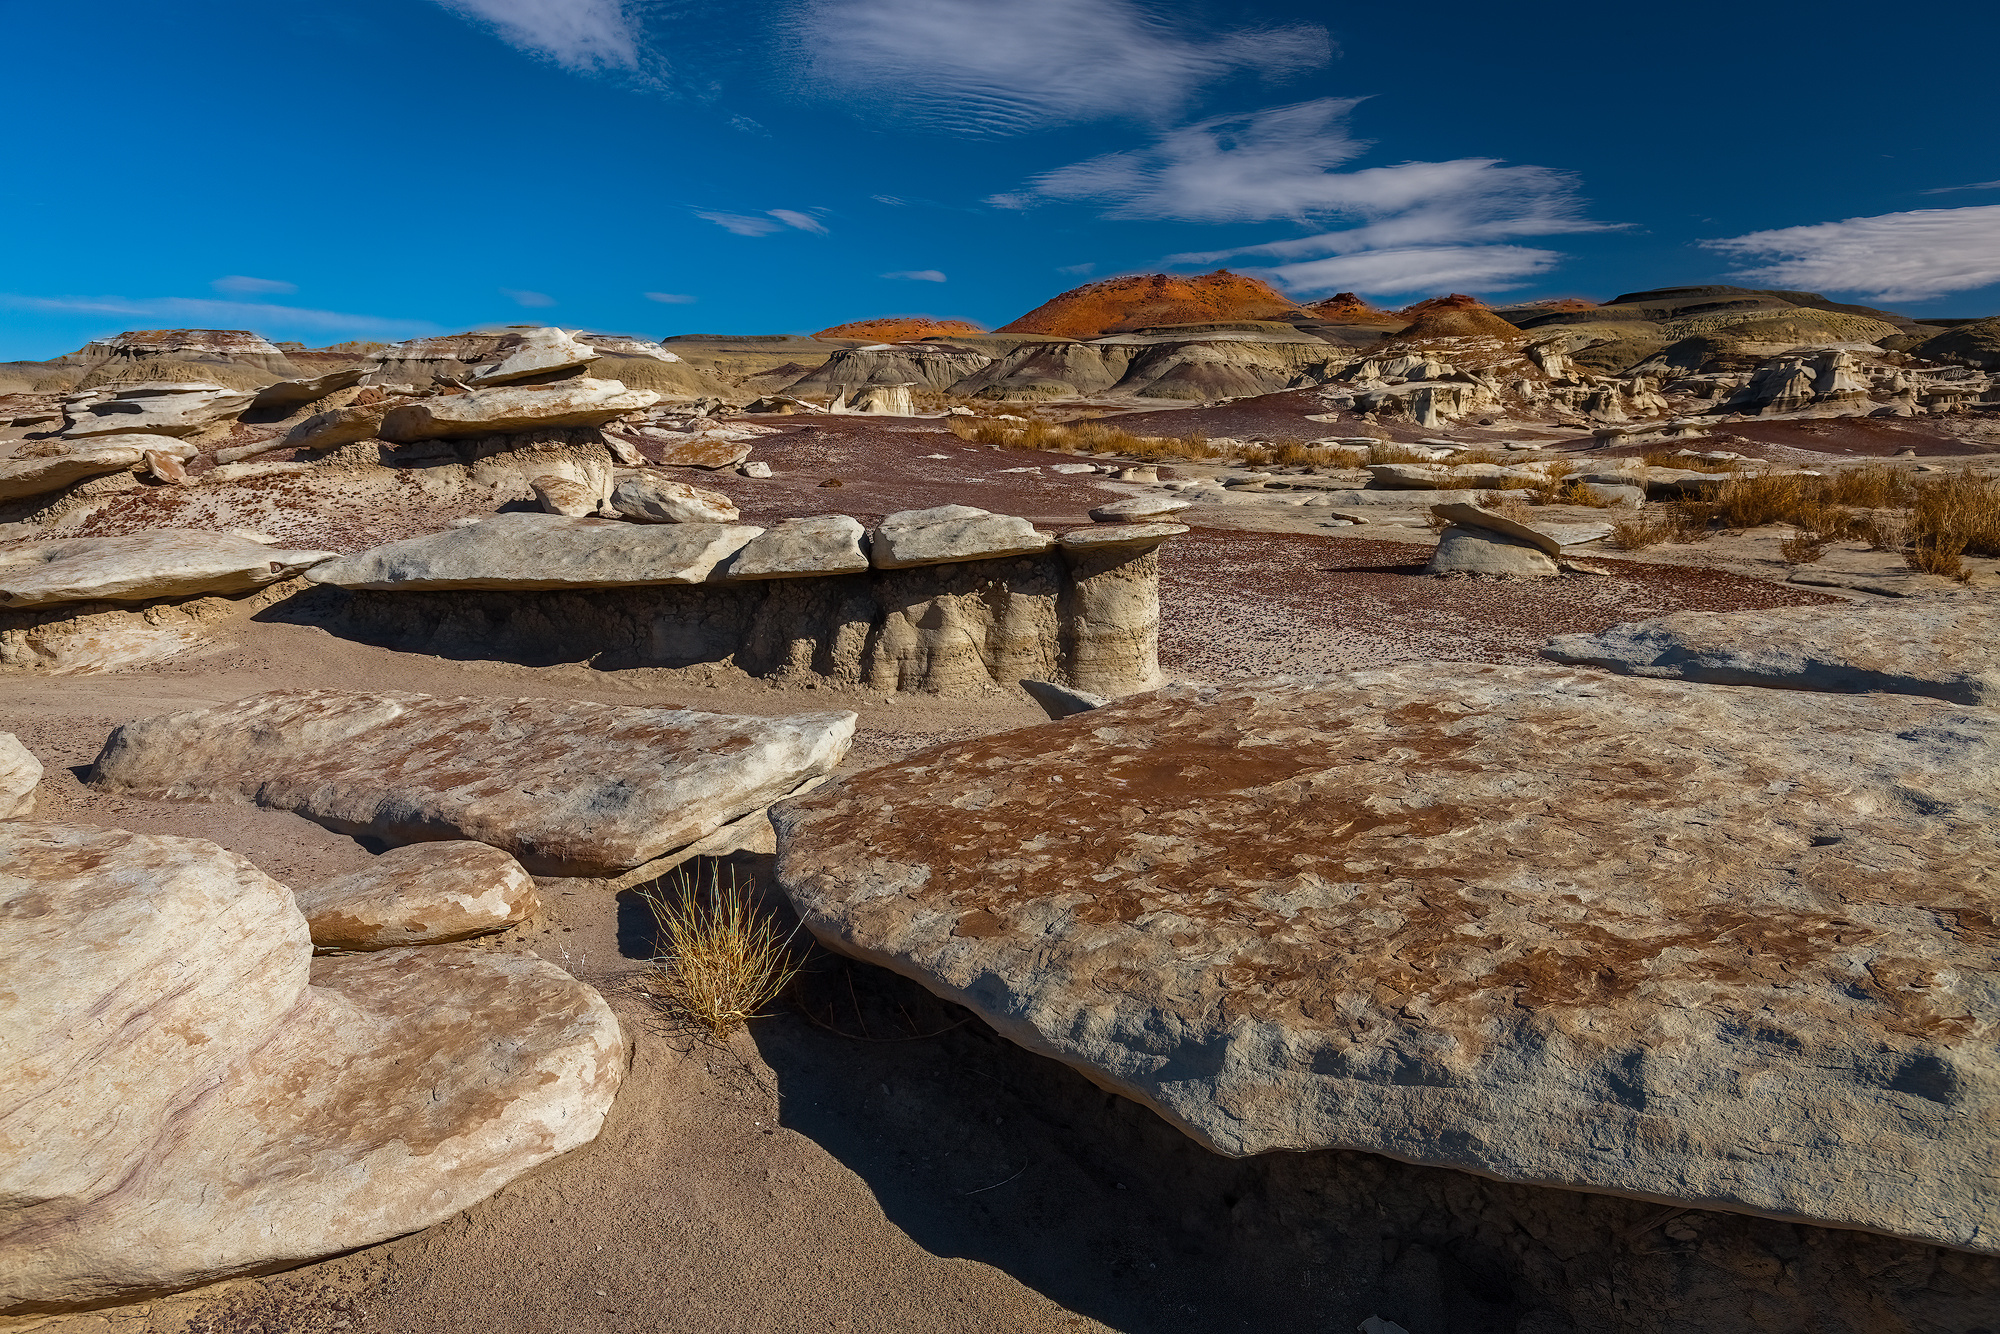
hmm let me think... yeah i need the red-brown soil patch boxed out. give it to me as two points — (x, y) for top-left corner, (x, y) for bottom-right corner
(997, 270), (1307, 339)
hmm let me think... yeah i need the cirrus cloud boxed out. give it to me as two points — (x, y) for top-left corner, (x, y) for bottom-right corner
(211, 275), (298, 296)
(695, 208), (831, 237)
(882, 269), (946, 282)
(788, 0), (1330, 135)
(429, 0), (641, 73)
(0, 292), (436, 341)
(1703, 205), (2000, 302)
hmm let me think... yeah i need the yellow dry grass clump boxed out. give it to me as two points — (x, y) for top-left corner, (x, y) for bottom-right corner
(640, 864), (800, 1040)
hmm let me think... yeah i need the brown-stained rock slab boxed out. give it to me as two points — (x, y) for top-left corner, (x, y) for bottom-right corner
(773, 664), (2000, 1254)
(295, 840), (538, 951)
(88, 688), (858, 875)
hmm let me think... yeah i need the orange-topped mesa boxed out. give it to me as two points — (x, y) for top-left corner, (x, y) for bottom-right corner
(812, 317), (988, 342)
(996, 270), (1309, 339)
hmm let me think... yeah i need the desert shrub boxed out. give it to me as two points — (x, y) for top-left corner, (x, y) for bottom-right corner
(1779, 530), (1832, 564)
(640, 863), (800, 1040)
(1367, 441), (1439, 465)
(949, 415), (1220, 462)
(1909, 469), (2000, 558)
(1609, 513), (1675, 549)
(1641, 450), (1743, 473)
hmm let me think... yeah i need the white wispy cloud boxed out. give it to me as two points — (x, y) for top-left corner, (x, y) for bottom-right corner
(212, 275), (297, 296)
(502, 288), (558, 307)
(1703, 205), (2000, 302)
(871, 194), (906, 206)
(882, 269), (946, 282)
(644, 291), (697, 303)
(695, 209), (830, 237)
(0, 293), (436, 339)
(1922, 180), (2000, 195)
(1002, 98), (1602, 296)
(1058, 262), (1096, 276)
(430, 0), (640, 72)
(788, 0), (1330, 135)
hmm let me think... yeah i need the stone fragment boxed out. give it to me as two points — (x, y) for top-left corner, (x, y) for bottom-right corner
(295, 842), (538, 951)
(282, 401), (390, 452)
(1426, 525), (1560, 576)
(605, 429), (753, 469)
(89, 689), (859, 875)
(772, 665), (2000, 1255)
(722, 515), (870, 580)
(377, 380), (661, 443)
(610, 475), (740, 524)
(247, 367), (368, 412)
(1575, 482), (1644, 506)
(0, 734), (39, 817)
(531, 473), (599, 517)
(305, 512), (762, 591)
(1543, 595), (2000, 705)
(468, 328), (600, 386)
(142, 449), (188, 485)
(1430, 502), (1575, 556)
(0, 822), (622, 1314)
(0, 532), (336, 609)
(740, 461), (772, 479)
(0, 446), (146, 501)
(1088, 495), (1194, 523)
(870, 505), (1053, 569)
(1057, 523), (1189, 551)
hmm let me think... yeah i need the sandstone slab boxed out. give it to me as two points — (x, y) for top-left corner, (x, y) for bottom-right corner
(468, 327), (600, 386)
(611, 475), (740, 524)
(90, 689), (858, 875)
(0, 446), (145, 501)
(1367, 462), (1558, 490)
(379, 379), (659, 443)
(0, 821), (623, 1314)
(871, 506), (1053, 569)
(0, 733), (39, 817)
(1429, 503), (1610, 556)
(247, 367), (368, 412)
(603, 428), (752, 470)
(1089, 495), (1194, 523)
(774, 666), (2000, 1254)
(1543, 595), (2000, 705)
(0, 532), (336, 608)
(531, 473), (601, 517)
(295, 841), (538, 951)
(1426, 525), (1560, 577)
(306, 512), (763, 591)
(1057, 523), (1189, 551)
(722, 515), (870, 580)
(63, 385), (255, 439)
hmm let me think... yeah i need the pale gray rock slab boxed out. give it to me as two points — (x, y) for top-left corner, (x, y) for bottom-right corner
(1320, 489), (1489, 508)
(377, 379), (660, 443)
(1576, 482), (1644, 506)
(63, 387), (254, 439)
(610, 475), (740, 524)
(90, 689), (858, 875)
(283, 401), (390, 452)
(722, 515), (870, 580)
(1088, 495), (1194, 522)
(530, 473), (600, 517)
(0, 532), (337, 609)
(1366, 462), (1558, 490)
(1426, 525), (1560, 577)
(1543, 595), (2000, 705)
(295, 841), (538, 951)
(1429, 504), (1614, 555)
(248, 367), (367, 412)
(305, 512), (762, 591)
(0, 447), (145, 500)
(1057, 523), (1189, 551)
(0, 821), (624, 1314)
(773, 666), (2000, 1255)
(467, 328), (600, 386)
(1018, 679), (1108, 719)
(870, 505), (1053, 569)
(0, 733), (40, 818)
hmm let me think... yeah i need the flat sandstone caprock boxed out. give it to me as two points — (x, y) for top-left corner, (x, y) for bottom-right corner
(774, 664), (2000, 1254)
(305, 512), (762, 591)
(1542, 595), (2000, 705)
(90, 689), (857, 875)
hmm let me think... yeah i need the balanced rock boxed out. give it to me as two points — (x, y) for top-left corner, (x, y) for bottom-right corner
(1429, 502), (1611, 555)
(610, 475), (740, 524)
(723, 515), (870, 579)
(0, 531), (337, 608)
(377, 379), (660, 443)
(468, 327), (600, 386)
(774, 665), (2000, 1254)
(90, 689), (858, 875)
(306, 512), (762, 591)
(295, 841), (538, 951)
(247, 367), (368, 412)
(0, 821), (623, 1315)
(0, 734), (39, 817)
(1088, 495), (1193, 523)
(870, 506), (1053, 569)
(1426, 525), (1560, 577)
(63, 384), (255, 439)
(1543, 595), (2000, 705)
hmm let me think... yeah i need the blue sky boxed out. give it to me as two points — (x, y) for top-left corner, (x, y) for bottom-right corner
(3, 0), (1998, 360)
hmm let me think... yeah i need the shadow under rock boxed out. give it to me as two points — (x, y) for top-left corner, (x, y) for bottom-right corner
(750, 950), (2000, 1334)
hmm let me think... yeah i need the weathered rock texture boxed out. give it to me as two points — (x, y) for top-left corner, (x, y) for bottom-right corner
(0, 532), (336, 608)
(0, 822), (623, 1315)
(871, 505), (1052, 569)
(377, 379), (659, 443)
(0, 577), (306, 675)
(295, 841), (538, 951)
(89, 690), (857, 875)
(773, 666), (2000, 1255)
(307, 513), (762, 591)
(1542, 596), (2000, 706)
(1426, 526), (1559, 577)
(0, 734), (39, 817)
(296, 535), (1168, 698)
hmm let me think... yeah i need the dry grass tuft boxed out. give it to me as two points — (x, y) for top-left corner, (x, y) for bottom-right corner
(946, 415), (1219, 461)
(640, 863), (800, 1040)
(1640, 450), (1743, 473)
(1608, 513), (1675, 550)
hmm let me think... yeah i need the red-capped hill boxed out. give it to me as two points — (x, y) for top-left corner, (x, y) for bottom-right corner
(1302, 292), (1403, 325)
(1396, 293), (1488, 317)
(813, 317), (988, 342)
(1387, 297), (1525, 343)
(997, 270), (1308, 339)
